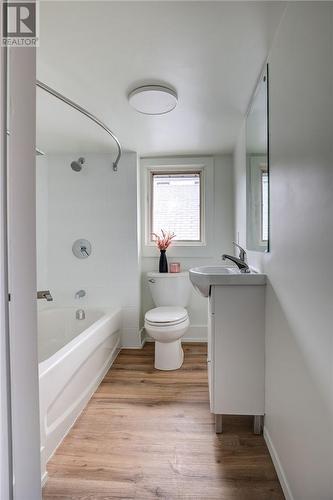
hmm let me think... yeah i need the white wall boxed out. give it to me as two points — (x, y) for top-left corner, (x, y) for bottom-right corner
(233, 4), (333, 499)
(141, 155), (234, 340)
(36, 152), (142, 347)
(36, 156), (48, 292)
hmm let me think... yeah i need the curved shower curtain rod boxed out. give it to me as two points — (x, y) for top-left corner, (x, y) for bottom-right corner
(36, 80), (122, 172)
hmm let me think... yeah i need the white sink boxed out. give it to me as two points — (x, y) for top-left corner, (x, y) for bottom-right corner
(189, 265), (266, 297)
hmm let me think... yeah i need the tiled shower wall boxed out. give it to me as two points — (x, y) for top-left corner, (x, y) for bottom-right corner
(36, 152), (142, 347)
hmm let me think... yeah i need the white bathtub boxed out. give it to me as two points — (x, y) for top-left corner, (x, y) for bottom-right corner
(38, 307), (121, 483)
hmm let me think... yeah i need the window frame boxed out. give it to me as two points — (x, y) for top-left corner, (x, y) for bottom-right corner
(141, 157), (215, 258)
(148, 168), (205, 245)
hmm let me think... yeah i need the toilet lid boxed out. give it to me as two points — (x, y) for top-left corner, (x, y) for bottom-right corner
(145, 306), (188, 324)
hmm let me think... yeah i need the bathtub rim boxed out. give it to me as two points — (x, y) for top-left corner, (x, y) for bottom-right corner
(39, 307), (122, 377)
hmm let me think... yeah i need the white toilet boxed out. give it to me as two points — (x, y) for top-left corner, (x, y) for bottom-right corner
(145, 272), (190, 370)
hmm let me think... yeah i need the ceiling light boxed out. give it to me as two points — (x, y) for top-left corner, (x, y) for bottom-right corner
(128, 85), (178, 115)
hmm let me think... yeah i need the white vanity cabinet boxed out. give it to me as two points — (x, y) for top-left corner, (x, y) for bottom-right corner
(208, 283), (266, 433)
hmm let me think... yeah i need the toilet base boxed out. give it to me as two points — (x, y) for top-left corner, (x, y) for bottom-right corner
(154, 339), (184, 371)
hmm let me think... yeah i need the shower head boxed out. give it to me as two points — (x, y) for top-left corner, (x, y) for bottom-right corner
(71, 157), (85, 172)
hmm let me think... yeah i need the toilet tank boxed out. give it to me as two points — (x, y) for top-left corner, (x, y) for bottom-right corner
(147, 272), (191, 307)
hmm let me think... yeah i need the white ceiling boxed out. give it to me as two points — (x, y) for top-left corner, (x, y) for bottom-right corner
(37, 1), (284, 157)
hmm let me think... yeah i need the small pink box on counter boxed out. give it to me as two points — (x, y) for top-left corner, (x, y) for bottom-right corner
(170, 262), (181, 273)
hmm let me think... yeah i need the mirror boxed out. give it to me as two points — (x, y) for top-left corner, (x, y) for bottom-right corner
(246, 65), (269, 252)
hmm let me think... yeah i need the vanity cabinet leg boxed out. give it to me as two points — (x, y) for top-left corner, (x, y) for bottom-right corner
(254, 415), (263, 435)
(215, 414), (223, 434)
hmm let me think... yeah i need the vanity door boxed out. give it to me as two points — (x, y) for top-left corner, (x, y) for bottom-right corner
(207, 290), (215, 411)
(212, 285), (265, 415)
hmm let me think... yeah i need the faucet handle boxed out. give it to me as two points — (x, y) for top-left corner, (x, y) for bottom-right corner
(232, 242), (246, 262)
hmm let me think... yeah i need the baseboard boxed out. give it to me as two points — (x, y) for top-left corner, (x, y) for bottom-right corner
(121, 328), (147, 349)
(140, 327), (147, 347)
(41, 471), (48, 487)
(121, 334), (147, 349)
(264, 427), (294, 500)
(185, 325), (207, 341)
(182, 337), (207, 343)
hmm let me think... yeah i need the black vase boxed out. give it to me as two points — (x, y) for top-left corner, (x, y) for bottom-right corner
(159, 250), (168, 273)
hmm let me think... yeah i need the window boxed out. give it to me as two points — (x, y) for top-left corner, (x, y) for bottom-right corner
(150, 171), (202, 242)
(261, 169), (268, 242)
(141, 157), (214, 256)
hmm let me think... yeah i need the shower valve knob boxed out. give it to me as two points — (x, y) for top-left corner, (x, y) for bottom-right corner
(72, 239), (92, 259)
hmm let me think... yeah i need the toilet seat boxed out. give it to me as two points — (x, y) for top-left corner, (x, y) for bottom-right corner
(144, 306), (190, 370)
(145, 306), (188, 327)
(145, 317), (188, 328)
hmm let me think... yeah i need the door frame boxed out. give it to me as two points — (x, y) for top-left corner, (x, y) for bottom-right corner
(1, 39), (42, 500)
(0, 41), (12, 500)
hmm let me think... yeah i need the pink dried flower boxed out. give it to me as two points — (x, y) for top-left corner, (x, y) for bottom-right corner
(152, 229), (176, 251)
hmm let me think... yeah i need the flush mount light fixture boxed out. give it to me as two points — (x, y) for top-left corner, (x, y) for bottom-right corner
(128, 85), (178, 115)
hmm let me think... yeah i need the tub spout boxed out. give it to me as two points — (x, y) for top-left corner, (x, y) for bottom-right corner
(37, 290), (53, 301)
(76, 309), (86, 320)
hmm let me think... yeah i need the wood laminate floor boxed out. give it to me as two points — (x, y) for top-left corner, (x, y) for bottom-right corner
(43, 343), (284, 500)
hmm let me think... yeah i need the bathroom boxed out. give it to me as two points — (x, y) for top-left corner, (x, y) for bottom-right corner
(1, 2), (332, 500)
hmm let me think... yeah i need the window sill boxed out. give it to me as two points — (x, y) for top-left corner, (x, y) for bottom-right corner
(146, 241), (206, 248)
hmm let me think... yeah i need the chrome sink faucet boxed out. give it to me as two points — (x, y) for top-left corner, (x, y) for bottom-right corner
(222, 242), (250, 273)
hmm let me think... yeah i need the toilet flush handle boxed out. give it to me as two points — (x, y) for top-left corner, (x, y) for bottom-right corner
(148, 279), (156, 283)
